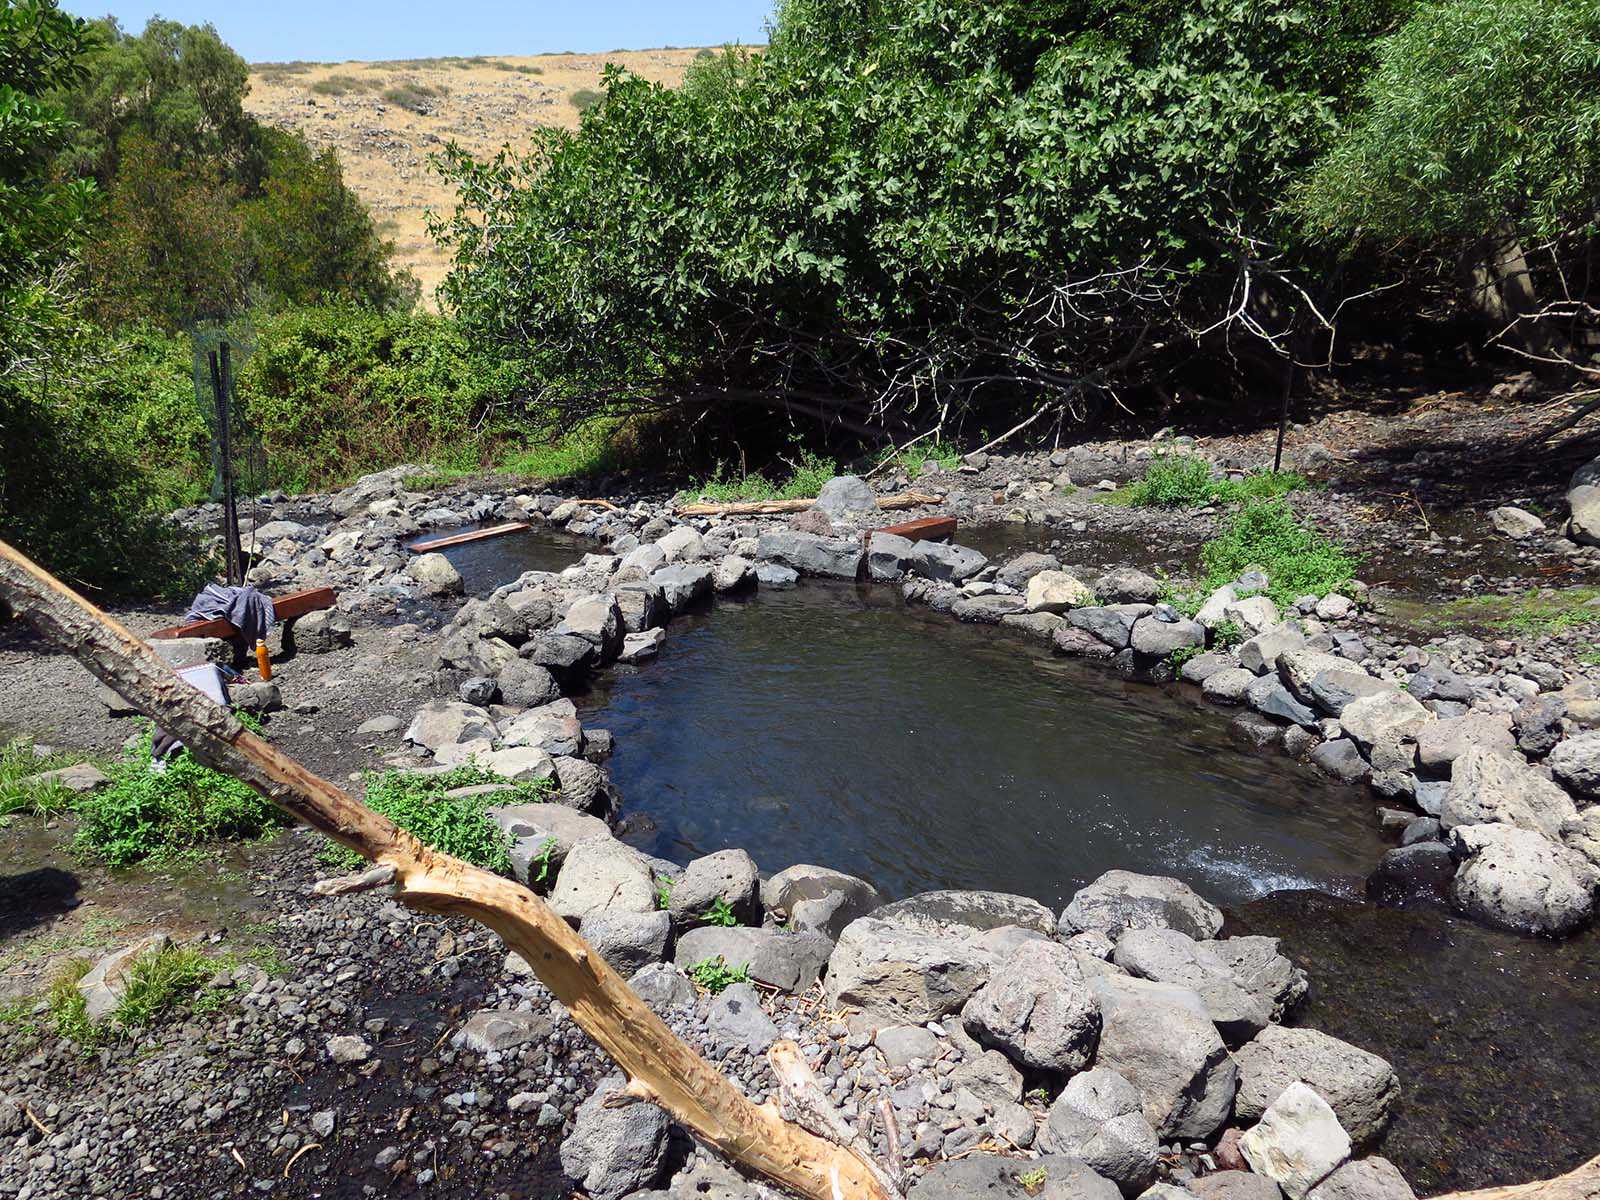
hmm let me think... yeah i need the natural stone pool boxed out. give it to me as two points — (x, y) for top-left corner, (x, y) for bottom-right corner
(575, 581), (1389, 907)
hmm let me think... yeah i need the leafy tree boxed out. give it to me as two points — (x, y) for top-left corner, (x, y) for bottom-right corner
(245, 131), (417, 311)
(435, 0), (1406, 445)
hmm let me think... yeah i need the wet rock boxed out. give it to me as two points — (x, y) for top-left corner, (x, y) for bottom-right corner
(825, 916), (994, 1025)
(712, 554), (755, 593)
(1310, 738), (1369, 784)
(813, 475), (879, 519)
(523, 632), (598, 676)
(1113, 928), (1271, 1044)
(908, 1153), (1122, 1200)
(1234, 1025), (1398, 1147)
(706, 982), (780, 1054)
(1062, 870), (1225, 941)
(560, 1075), (668, 1200)
(954, 593), (1027, 622)
(754, 561), (799, 589)
(78, 933), (170, 1023)
(582, 910), (672, 975)
(1039, 1068), (1159, 1193)
(452, 1009), (552, 1054)
(1203, 668), (1258, 705)
(1095, 567), (1163, 604)
(905, 541), (988, 584)
(550, 838), (657, 923)
(406, 552), (463, 595)
(619, 543), (667, 578)
(1339, 690), (1431, 752)
(1449, 823), (1599, 936)
(650, 563), (714, 613)
(1367, 842), (1454, 903)
(1549, 731), (1600, 798)
(668, 849), (761, 930)
(1056, 624), (1119, 659)
(619, 628), (666, 662)
(1132, 615), (1206, 657)
(1239, 624), (1307, 675)
(962, 939), (1101, 1072)
(1247, 676), (1318, 727)
(1182, 652), (1237, 684)
(867, 532), (916, 580)
(1440, 745), (1578, 837)
(1088, 973), (1238, 1140)
(1028, 570), (1096, 613)
(1307, 1158), (1415, 1200)
(675, 926), (833, 993)
(1240, 1082), (1351, 1200)
(1202, 935), (1308, 1020)
(755, 530), (863, 579)
(762, 863), (884, 939)
(1069, 604), (1155, 651)
(404, 699), (496, 752)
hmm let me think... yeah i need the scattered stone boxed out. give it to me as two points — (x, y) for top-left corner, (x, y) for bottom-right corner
(962, 939), (1101, 1072)
(560, 1075), (668, 1200)
(452, 1009), (552, 1054)
(629, 963), (698, 1012)
(1233, 1025), (1399, 1147)
(1240, 1082), (1352, 1200)
(406, 552), (463, 596)
(325, 1034), (372, 1065)
(24, 762), (108, 793)
(1095, 567), (1163, 604)
(404, 699), (496, 753)
(1039, 1068), (1160, 1193)
(1441, 745), (1578, 837)
(1489, 507), (1546, 539)
(706, 982), (780, 1054)
(1449, 823), (1599, 936)
(291, 609), (353, 653)
(1062, 870), (1224, 941)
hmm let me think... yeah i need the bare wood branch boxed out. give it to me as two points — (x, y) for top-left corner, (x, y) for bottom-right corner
(1433, 1155), (1600, 1200)
(0, 537), (900, 1200)
(673, 490), (939, 518)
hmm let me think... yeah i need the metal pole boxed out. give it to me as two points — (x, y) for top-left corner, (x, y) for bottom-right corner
(210, 347), (242, 587)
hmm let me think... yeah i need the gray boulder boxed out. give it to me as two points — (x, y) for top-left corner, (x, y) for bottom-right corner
(1339, 690), (1431, 753)
(629, 963), (698, 1013)
(1310, 738), (1369, 784)
(876, 889), (1056, 935)
(1440, 745), (1578, 837)
(1131, 615), (1206, 657)
(1028, 570), (1097, 613)
(406, 552), (463, 596)
(656, 526), (706, 562)
(755, 530), (862, 579)
(1449, 823), (1599, 936)
(762, 864), (884, 939)
(649, 563), (714, 613)
(1563, 808), (1600, 869)
(1233, 1025), (1398, 1147)
(1241, 1082), (1352, 1200)
(1069, 605), (1154, 651)
(291, 609), (353, 653)
(1062, 870), (1224, 941)
(582, 910), (672, 975)
(706, 982), (780, 1055)
(667, 849), (761, 930)
(1095, 567), (1163, 604)
(1239, 624), (1307, 675)
(813, 475), (879, 519)
(1039, 1068), (1160, 1194)
(499, 700), (584, 756)
(825, 916), (994, 1024)
(1246, 676), (1318, 728)
(1202, 935), (1308, 1020)
(962, 940), (1101, 1072)
(998, 552), (1064, 590)
(1489, 506), (1546, 539)
(1189, 1172), (1283, 1200)
(1308, 1160), (1414, 1200)
(489, 802), (610, 882)
(1088, 973), (1238, 1140)
(1549, 731), (1600, 798)
(952, 594), (1026, 623)
(404, 700), (496, 752)
(549, 838), (657, 924)
(866, 532), (916, 581)
(556, 593), (624, 660)
(78, 933), (170, 1023)
(1569, 455), (1600, 546)
(674, 926), (834, 993)
(497, 659), (562, 708)
(908, 1154), (1123, 1200)
(452, 1009), (552, 1054)
(1203, 668), (1258, 705)
(1304, 670), (1391, 718)
(907, 541), (989, 584)
(1414, 712), (1517, 771)
(1113, 928), (1271, 1044)
(560, 1075), (669, 1200)
(712, 554), (755, 593)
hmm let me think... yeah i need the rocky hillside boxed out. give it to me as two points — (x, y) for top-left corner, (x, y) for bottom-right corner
(245, 49), (714, 299)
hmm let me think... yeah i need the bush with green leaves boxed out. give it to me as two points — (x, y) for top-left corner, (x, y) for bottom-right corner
(1122, 455), (1309, 508)
(48, 943), (233, 1047)
(74, 721), (282, 867)
(685, 955), (751, 994)
(1199, 500), (1357, 605)
(319, 766), (549, 874)
(0, 738), (80, 821)
(435, 0), (1410, 441)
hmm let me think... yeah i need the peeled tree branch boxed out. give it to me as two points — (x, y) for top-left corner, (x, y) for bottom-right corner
(0, 538), (901, 1200)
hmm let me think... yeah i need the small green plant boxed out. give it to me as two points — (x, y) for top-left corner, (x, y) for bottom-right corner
(47, 959), (96, 1046)
(320, 766), (542, 873)
(1122, 454), (1310, 509)
(674, 443), (840, 505)
(1438, 587), (1600, 637)
(1199, 500), (1357, 606)
(1167, 645), (1203, 672)
(1018, 1166), (1048, 1193)
(528, 836), (559, 886)
(685, 955), (751, 994)
(655, 874), (676, 911)
(43, 944), (226, 1048)
(877, 441), (960, 478)
(701, 897), (739, 927)
(0, 738), (81, 821)
(74, 723), (284, 867)
(1211, 619), (1246, 649)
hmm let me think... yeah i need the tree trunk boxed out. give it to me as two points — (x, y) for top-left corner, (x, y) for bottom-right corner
(0, 538), (899, 1200)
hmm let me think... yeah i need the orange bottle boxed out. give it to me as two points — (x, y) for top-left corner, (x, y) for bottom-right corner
(255, 639), (272, 680)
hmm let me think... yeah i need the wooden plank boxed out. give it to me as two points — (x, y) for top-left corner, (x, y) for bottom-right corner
(149, 587), (336, 640)
(872, 515), (957, 544)
(407, 522), (529, 553)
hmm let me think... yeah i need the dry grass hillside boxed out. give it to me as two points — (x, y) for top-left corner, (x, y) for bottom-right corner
(245, 49), (715, 299)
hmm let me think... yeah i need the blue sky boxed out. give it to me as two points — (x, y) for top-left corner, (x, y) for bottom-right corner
(62, 1), (774, 63)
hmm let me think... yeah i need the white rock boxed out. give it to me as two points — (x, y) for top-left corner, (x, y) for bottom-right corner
(1240, 1081), (1352, 1199)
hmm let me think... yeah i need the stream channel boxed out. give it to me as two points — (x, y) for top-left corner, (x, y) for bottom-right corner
(442, 527), (1600, 1194)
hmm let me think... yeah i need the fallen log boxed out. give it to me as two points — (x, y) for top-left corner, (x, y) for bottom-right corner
(1435, 1157), (1600, 1200)
(407, 522), (530, 553)
(0, 537), (899, 1200)
(674, 489), (940, 517)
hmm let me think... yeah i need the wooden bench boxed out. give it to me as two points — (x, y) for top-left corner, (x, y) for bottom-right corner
(149, 587), (337, 640)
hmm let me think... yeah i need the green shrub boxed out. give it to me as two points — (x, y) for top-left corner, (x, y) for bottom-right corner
(1199, 500), (1357, 605)
(1123, 455), (1309, 508)
(569, 88), (602, 112)
(45, 944), (224, 1047)
(685, 955), (750, 993)
(383, 82), (444, 113)
(0, 739), (81, 821)
(319, 766), (549, 874)
(675, 445), (840, 504)
(74, 722), (283, 867)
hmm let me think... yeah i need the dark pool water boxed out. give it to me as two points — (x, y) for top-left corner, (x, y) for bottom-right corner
(430, 527), (592, 595)
(577, 582), (1388, 908)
